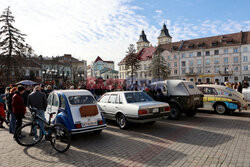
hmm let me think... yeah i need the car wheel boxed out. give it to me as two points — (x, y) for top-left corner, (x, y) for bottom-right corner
(116, 114), (129, 129)
(214, 103), (227, 115)
(169, 104), (181, 120)
(186, 109), (197, 117)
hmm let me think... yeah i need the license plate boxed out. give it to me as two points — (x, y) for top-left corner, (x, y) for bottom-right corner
(82, 121), (97, 127)
(153, 108), (159, 113)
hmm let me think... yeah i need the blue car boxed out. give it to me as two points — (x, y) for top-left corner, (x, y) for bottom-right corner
(45, 90), (106, 134)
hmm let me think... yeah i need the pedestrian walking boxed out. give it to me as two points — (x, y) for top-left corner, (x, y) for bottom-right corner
(27, 86), (47, 131)
(237, 82), (243, 93)
(12, 86), (26, 138)
(7, 87), (17, 134)
(5, 87), (11, 122)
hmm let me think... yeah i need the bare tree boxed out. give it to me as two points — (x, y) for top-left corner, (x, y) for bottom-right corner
(124, 44), (140, 84)
(148, 47), (170, 80)
(0, 6), (28, 84)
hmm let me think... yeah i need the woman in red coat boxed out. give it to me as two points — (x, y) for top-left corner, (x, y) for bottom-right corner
(0, 94), (7, 128)
(12, 86), (26, 136)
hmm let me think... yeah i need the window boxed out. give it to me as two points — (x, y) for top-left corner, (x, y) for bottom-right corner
(214, 59), (219, 64)
(243, 56), (248, 62)
(168, 55), (171, 60)
(174, 55), (177, 59)
(168, 63), (171, 67)
(205, 59), (210, 65)
(189, 52), (193, 57)
(182, 69), (186, 74)
(125, 92), (153, 103)
(215, 67), (219, 73)
(59, 96), (66, 109)
(224, 57), (228, 64)
(108, 94), (117, 103)
(243, 66), (248, 71)
(243, 47), (248, 52)
(197, 59), (202, 65)
(52, 94), (59, 107)
(199, 87), (218, 95)
(47, 94), (53, 106)
(197, 52), (201, 57)
(189, 60), (193, 66)
(234, 77), (238, 81)
(234, 66), (238, 71)
(233, 57), (238, 63)
(224, 48), (228, 54)
(205, 67), (210, 73)
(68, 95), (95, 105)
(144, 64), (146, 70)
(233, 48), (238, 53)
(205, 51), (210, 56)
(174, 62), (177, 67)
(99, 94), (110, 103)
(181, 61), (186, 67)
(214, 50), (219, 55)
(189, 68), (194, 73)
(197, 68), (202, 73)
(181, 53), (186, 58)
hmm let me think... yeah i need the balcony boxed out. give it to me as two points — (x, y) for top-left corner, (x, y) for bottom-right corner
(219, 70), (233, 76)
(185, 72), (197, 76)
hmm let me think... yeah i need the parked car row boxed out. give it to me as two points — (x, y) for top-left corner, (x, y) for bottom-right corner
(43, 80), (248, 135)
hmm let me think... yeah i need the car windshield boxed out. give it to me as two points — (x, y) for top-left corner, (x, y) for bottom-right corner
(68, 95), (96, 105)
(125, 92), (153, 103)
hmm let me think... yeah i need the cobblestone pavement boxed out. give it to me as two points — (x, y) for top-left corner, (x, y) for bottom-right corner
(1, 110), (250, 167)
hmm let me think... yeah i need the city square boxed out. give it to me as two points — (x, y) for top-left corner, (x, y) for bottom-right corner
(0, 0), (250, 167)
(1, 109), (250, 167)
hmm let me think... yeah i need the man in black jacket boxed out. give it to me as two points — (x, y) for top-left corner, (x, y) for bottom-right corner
(27, 86), (47, 132)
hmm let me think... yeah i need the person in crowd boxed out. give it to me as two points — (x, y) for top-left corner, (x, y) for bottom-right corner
(12, 85), (26, 138)
(5, 87), (11, 122)
(237, 82), (243, 93)
(0, 94), (8, 128)
(0, 84), (5, 95)
(243, 80), (249, 88)
(27, 86), (47, 134)
(45, 85), (53, 97)
(232, 82), (238, 90)
(40, 84), (46, 94)
(7, 87), (17, 134)
(22, 86), (31, 107)
(70, 85), (75, 90)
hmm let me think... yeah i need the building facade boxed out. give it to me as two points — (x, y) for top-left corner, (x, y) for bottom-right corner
(118, 24), (250, 84)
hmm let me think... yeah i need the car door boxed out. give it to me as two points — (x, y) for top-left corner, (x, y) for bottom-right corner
(201, 87), (217, 109)
(105, 94), (118, 119)
(98, 94), (110, 115)
(50, 93), (59, 122)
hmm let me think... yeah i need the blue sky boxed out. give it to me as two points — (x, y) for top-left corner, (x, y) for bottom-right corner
(0, 0), (249, 68)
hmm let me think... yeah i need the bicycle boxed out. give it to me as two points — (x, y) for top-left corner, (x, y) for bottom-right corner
(15, 108), (71, 153)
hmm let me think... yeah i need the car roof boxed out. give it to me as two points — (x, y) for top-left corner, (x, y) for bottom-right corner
(104, 91), (143, 94)
(53, 89), (93, 96)
(197, 84), (227, 89)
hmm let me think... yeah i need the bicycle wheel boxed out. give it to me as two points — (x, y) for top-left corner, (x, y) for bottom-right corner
(50, 123), (71, 153)
(15, 122), (44, 146)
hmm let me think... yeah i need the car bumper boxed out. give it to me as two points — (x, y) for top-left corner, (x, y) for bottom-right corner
(70, 124), (107, 134)
(126, 112), (169, 123)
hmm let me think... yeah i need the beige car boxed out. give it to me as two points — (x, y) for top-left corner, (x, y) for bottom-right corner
(197, 84), (248, 114)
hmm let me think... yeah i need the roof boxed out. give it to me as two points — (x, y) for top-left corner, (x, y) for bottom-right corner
(159, 31), (250, 52)
(100, 67), (118, 74)
(158, 23), (172, 38)
(54, 89), (93, 96)
(137, 30), (149, 43)
(118, 47), (156, 65)
(94, 56), (114, 63)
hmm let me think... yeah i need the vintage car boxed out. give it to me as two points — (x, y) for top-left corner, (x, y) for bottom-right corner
(149, 80), (203, 120)
(97, 91), (170, 129)
(197, 84), (248, 114)
(45, 90), (106, 134)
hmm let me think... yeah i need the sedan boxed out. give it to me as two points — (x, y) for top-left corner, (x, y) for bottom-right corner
(97, 91), (170, 129)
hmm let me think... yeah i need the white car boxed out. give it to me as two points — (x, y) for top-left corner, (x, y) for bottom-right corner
(242, 87), (250, 102)
(97, 91), (170, 129)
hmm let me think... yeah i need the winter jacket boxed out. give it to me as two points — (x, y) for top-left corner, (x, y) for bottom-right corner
(12, 93), (26, 115)
(0, 102), (5, 118)
(27, 90), (47, 111)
